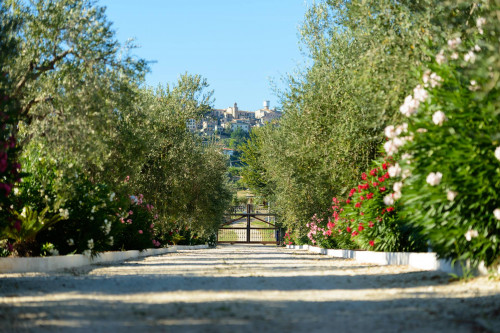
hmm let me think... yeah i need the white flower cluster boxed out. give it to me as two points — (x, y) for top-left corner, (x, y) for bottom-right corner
(494, 208), (500, 220)
(392, 181), (403, 200)
(423, 70), (442, 88)
(426, 172), (443, 186)
(400, 85), (428, 117)
(432, 111), (446, 126)
(447, 37), (461, 49)
(102, 219), (112, 235)
(446, 190), (457, 201)
(469, 80), (480, 91)
(436, 50), (445, 65)
(383, 194), (394, 206)
(381, 163), (405, 205)
(401, 153), (412, 165)
(59, 208), (70, 220)
(383, 124), (412, 156)
(388, 163), (402, 178)
(495, 146), (500, 161)
(476, 17), (486, 35)
(464, 229), (479, 241)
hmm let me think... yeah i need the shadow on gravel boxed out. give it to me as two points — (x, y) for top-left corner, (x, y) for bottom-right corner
(0, 270), (451, 297)
(0, 294), (498, 332)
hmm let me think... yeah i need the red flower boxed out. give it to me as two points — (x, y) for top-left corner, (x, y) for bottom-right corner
(378, 177), (385, 183)
(346, 199), (351, 204)
(373, 182), (379, 187)
(366, 193), (374, 199)
(346, 227), (352, 233)
(355, 202), (362, 208)
(360, 196), (365, 201)
(361, 172), (367, 180)
(327, 221), (335, 229)
(370, 168), (378, 176)
(358, 224), (364, 231)
(384, 172), (390, 179)
(382, 163), (388, 170)
(360, 212), (364, 216)
(369, 240), (375, 247)
(379, 186), (386, 192)
(352, 231), (359, 237)
(386, 206), (395, 212)
(368, 221), (374, 228)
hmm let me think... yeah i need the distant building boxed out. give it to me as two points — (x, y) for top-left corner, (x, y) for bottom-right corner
(222, 148), (235, 156)
(230, 119), (250, 132)
(187, 100), (281, 134)
(186, 118), (197, 131)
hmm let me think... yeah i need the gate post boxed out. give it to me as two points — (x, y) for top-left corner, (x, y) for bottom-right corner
(246, 204), (251, 243)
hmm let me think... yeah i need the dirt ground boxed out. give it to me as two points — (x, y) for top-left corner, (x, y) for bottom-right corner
(0, 244), (499, 332)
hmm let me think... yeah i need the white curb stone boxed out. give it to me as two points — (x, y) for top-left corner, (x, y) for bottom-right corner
(286, 245), (496, 276)
(0, 244), (209, 274)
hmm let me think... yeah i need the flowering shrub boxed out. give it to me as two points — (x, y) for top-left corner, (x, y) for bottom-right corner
(112, 192), (160, 251)
(304, 213), (337, 248)
(305, 161), (425, 252)
(283, 229), (295, 245)
(35, 172), (121, 256)
(340, 160), (426, 252)
(386, 12), (500, 268)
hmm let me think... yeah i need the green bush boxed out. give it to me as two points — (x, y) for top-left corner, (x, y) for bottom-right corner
(388, 6), (500, 268)
(304, 158), (425, 252)
(112, 193), (158, 251)
(35, 173), (120, 256)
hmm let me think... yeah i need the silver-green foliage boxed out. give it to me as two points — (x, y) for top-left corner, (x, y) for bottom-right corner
(243, 0), (447, 231)
(2, 0), (231, 248)
(114, 76), (232, 237)
(8, 0), (147, 171)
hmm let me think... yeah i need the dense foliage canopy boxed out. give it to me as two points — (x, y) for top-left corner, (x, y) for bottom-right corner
(1, 0), (231, 255)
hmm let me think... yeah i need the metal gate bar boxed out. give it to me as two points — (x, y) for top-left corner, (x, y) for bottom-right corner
(218, 204), (279, 244)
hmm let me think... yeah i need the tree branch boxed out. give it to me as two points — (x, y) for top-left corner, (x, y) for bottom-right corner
(20, 96), (53, 118)
(14, 48), (74, 97)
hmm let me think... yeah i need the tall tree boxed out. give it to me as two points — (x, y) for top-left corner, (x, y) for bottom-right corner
(243, 0), (466, 231)
(6, 0), (147, 174)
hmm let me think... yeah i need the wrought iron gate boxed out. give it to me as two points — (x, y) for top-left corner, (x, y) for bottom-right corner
(217, 204), (279, 244)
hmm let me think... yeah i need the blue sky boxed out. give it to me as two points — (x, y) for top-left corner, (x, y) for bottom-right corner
(99, 0), (309, 111)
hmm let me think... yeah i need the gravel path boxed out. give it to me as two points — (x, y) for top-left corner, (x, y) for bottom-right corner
(0, 245), (499, 332)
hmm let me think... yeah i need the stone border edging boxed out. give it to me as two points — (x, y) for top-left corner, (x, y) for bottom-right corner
(0, 244), (209, 274)
(286, 245), (495, 276)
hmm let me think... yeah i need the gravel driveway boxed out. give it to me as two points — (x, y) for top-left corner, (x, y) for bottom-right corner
(0, 244), (499, 332)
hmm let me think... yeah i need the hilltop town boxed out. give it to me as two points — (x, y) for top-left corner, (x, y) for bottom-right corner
(187, 100), (282, 136)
